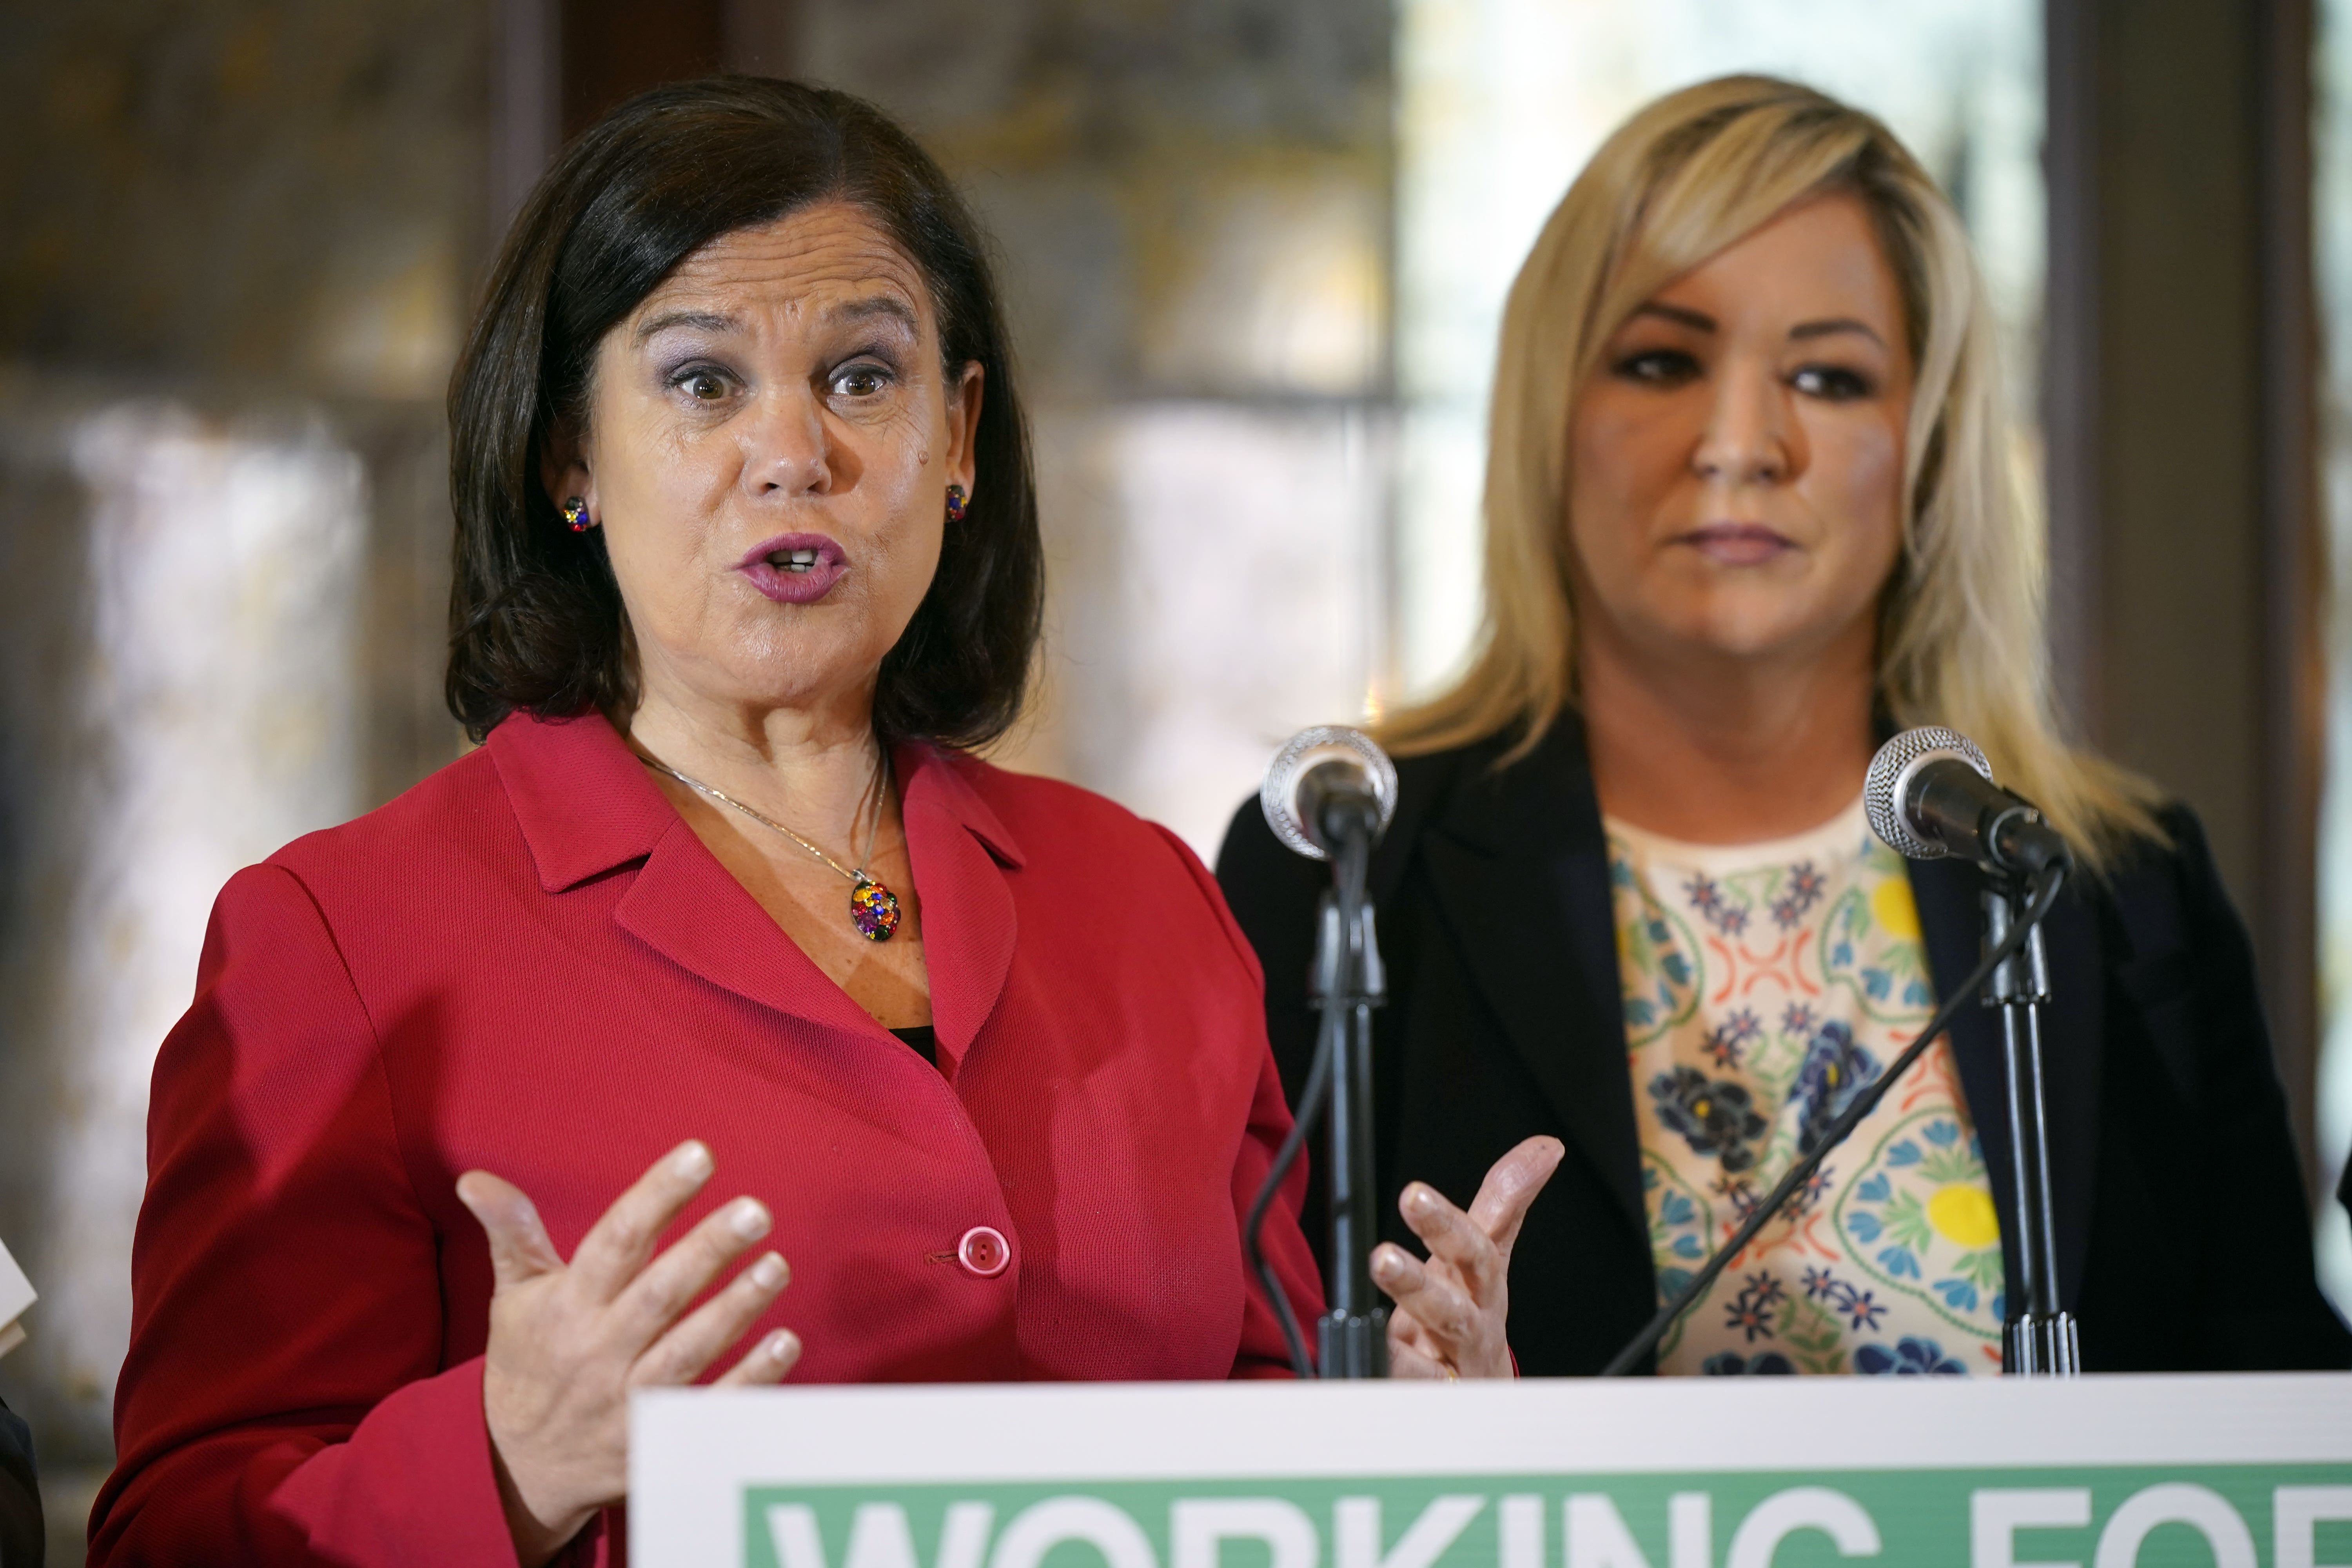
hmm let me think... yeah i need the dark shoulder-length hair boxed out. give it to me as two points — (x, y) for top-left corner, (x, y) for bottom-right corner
(445, 76), (1042, 748)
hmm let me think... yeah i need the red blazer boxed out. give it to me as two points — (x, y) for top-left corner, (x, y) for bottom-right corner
(93, 713), (1322, 1567)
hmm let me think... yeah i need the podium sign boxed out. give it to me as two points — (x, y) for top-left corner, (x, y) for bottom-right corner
(633, 1375), (2352, 1568)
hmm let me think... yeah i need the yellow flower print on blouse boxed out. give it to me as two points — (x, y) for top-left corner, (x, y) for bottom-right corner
(1871, 875), (1922, 942)
(1929, 1183), (2002, 1250)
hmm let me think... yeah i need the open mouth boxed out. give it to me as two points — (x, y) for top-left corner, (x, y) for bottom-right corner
(736, 533), (848, 604)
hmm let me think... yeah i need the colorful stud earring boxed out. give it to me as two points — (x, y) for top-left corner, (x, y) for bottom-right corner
(945, 484), (969, 523)
(562, 497), (590, 532)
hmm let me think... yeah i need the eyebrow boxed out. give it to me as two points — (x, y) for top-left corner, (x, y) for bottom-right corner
(1632, 303), (1715, 332)
(631, 294), (922, 344)
(825, 294), (921, 334)
(1789, 316), (1886, 347)
(634, 309), (736, 343)
(1629, 301), (1885, 348)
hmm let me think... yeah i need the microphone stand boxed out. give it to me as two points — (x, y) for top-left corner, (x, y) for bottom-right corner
(1243, 728), (1400, 1380)
(1985, 880), (2078, 1375)
(1310, 813), (1388, 1377)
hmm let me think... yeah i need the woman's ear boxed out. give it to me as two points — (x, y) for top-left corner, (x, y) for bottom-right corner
(945, 361), (984, 497)
(537, 417), (596, 521)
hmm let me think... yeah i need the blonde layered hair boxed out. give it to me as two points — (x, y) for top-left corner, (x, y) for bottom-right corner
(1379, 75), (2161, 866)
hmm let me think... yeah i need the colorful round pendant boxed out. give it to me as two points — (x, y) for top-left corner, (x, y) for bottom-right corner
(849, 877), (902, 941)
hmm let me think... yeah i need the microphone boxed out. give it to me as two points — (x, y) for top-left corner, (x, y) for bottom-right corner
(1864, 726), (2071, 878)
(1260, 726), (1399, 860)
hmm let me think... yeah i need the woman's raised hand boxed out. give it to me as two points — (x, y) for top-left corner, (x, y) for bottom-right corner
(454, 1140), (800, 1566)
(1372, 1136), (1564, 1379)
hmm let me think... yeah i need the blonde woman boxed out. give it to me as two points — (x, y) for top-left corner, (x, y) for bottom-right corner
(1219, 76), (2351, 1376)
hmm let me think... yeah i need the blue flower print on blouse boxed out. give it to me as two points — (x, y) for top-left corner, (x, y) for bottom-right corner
(1854, 1336), (1967, 1375)
(1649, 1065), (1771, 1173)
(1791, 1020), (1880, 1154)
(1701, 1350), (1795, 1375)
(1700, 1008), (1762, 1070)
(1682, 873), (1749, 935)
(1769, 861), (1828, 928)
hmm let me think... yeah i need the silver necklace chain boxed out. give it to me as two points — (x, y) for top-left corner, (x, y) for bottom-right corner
(639, 753), (886, 886)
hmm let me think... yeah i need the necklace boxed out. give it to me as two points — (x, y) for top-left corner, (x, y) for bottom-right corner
(640, 753), (904, 942)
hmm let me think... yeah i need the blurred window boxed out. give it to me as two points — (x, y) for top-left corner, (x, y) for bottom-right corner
(46, 405), (366, 1414)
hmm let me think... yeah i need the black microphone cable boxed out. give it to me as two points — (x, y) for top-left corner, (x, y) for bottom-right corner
(1599, 860), (2069, 1377)
(1245, 1000), (1335, 1379)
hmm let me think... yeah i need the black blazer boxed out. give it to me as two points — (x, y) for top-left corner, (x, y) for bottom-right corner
(1216, 716), (2352, 1374)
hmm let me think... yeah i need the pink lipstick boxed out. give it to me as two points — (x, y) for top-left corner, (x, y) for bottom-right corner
(736, 533), (848, 604)
(1679, 523), (1794, 567)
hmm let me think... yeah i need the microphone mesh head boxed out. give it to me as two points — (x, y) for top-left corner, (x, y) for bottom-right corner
(1260, 725), (1398, 861)
(1864, 726), (1994, 860)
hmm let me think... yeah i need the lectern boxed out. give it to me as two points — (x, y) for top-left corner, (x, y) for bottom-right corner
(633, 1376), (2352, 1568)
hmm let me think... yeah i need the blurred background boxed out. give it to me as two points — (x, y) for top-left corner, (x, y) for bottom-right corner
(0, 0), (2347, 1553)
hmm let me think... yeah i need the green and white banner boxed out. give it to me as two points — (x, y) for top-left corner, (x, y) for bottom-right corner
(632, 1376), (2352, 1568)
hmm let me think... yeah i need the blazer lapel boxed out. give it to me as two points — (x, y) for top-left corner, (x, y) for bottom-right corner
(492, 712), (1024, 1054)
(617, 816), (884, 1039)
(895, 745), (1022, 1074)
(1909, 856), (2103, 1316)
(1419, 722), (1648, 1244)
(615, 745), (1030, 1064)
(494, 711), (880, 1035)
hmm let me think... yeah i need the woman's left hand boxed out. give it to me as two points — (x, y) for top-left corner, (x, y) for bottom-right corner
(1372, 1136), (1564, 1379)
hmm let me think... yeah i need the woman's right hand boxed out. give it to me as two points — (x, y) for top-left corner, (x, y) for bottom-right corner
(455, 1140), (800, 1566)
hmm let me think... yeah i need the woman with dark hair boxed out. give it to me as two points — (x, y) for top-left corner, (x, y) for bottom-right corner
(93, 79), (1551, 1568)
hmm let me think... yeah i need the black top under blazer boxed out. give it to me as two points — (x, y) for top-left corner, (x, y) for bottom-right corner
(1215, 715), (2352, 1375)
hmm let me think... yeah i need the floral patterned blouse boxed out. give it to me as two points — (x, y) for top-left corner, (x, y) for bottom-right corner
(1608, 796), (2007, 1376)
